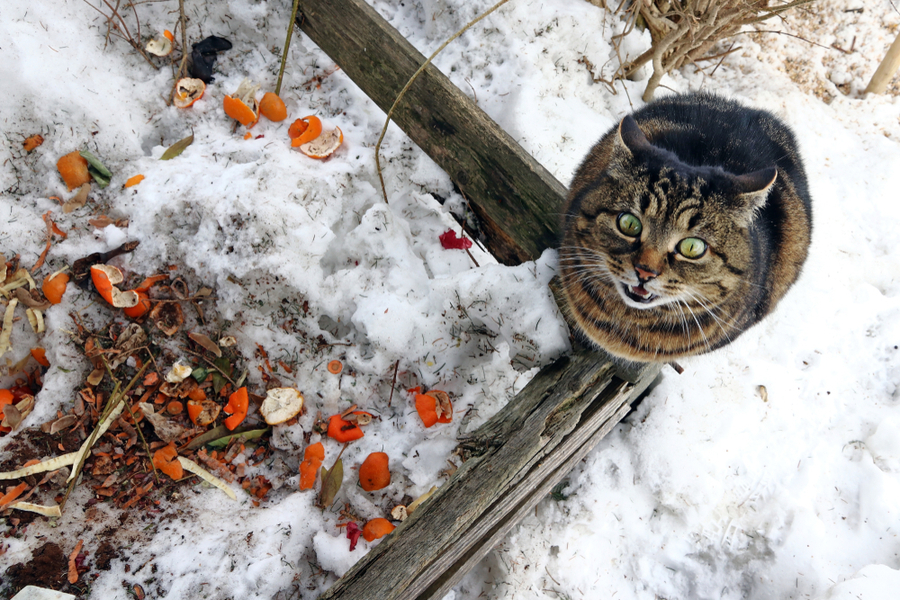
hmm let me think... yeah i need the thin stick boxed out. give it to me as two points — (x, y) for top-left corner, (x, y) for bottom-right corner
(375, 0), (511, 204)
(176, 0), (189, 82)
(387, 360), (399, 407)
(60, 360), (150, 511)
(103, 356), (159, 484)
(276, 0), (302, 96)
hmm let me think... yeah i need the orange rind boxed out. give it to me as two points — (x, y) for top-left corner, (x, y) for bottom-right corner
(223, 78), (260, 127)
(146, 35), (173, 57)
(173, 77), (206, 109)
(57, 151), (91, 191)
(259, 92), (287, 122)
(289, 116), (322, 146)
(297, 126), (343, 159)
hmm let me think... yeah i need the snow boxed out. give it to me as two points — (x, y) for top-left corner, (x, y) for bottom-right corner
(1, 0), (899, 598)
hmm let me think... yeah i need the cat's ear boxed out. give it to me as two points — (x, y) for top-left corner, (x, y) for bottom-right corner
(731, 167), (777, 224)
(617, 115), (653, 154)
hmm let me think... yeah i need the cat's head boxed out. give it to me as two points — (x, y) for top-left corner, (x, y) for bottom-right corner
(564, 115), (777, 312)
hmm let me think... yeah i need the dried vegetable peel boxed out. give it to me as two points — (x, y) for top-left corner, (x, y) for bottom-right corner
(178, 457), (236, 500)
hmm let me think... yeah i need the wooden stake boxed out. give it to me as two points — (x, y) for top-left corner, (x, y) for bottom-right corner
(864, 30), (900, 95)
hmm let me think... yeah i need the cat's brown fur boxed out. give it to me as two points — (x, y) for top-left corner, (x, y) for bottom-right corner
(559, 93), (812, 362)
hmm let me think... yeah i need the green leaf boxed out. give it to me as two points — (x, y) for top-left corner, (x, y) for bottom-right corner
(212, 372), (226, 395)
(207, 428), (269, 448)
(80, 150), (112, 188)
(318, 458), (343, 507)
(80, 150), (112, 177)
(160, 134), (194, 160)
(191, 367), (209, 382)
(88, 166), (111, 188)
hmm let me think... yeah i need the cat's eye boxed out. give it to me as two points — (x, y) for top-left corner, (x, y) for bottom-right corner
(617, 213), (642, 237)
(677, 237), (707, 259)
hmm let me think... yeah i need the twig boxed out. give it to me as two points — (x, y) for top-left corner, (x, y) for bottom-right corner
(60, 359), (150, 511)
(176, 0), (189, 81)
(275, 0), (302, 96)
(375, 0), (511, 204)
(103, 355), (159, 484)
(387, 360), (399, 407)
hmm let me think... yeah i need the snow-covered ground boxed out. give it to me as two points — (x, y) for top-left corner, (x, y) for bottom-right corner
(1, 0), (900, 598)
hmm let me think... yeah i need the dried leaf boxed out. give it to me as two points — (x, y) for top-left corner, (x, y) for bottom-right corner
(318, 457), (343, 507)
(109, 323), (147, 369)
(206, 427), (268, 448)
(15, 287), (51, 310)
(160, 134), (194, 160)
(149, 301), (184, 336)
(49, 415), (77, 435)
(177, 457), (236, 500)
(140, 402), (185, 443)
(63, 183), (90, 213)
(87, 368), (105, 386)
(189, 331), (222, 357)
(88, 215), (115, 229)
(2, 403), (22, 430)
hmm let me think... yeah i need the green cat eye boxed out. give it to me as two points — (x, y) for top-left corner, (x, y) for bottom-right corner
(617, 213), (642, 237)
(677, 237), (707, 259)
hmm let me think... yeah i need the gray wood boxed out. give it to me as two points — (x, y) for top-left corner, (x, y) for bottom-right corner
(297, 0), (568, 266)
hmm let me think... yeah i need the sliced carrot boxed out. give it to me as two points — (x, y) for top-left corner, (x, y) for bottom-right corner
(299, 442), (324, 490)
(0, 482), (29, 509)
(358, 452), (390, 492)
(152, 442), (184, 480)
(124, 174), (145, 188)
(23, 135), (44, 153)
(362, 518), (395, 542)
(327, 360), (343, 374)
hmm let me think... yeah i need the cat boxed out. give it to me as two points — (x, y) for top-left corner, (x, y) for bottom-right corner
(558, 92), (812, 362)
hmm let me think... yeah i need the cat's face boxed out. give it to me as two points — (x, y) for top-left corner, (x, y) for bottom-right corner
(568, 164), (753, 313)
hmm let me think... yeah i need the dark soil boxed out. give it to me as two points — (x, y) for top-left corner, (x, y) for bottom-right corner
(3, 541), (68, 595)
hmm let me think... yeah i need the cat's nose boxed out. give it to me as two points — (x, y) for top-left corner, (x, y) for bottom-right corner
(635, 265), (659, 281)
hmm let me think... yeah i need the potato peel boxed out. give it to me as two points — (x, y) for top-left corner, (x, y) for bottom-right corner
(8, 501), (62, 517)
(178, 457), (236, 500)
(0, 299), (18, 358)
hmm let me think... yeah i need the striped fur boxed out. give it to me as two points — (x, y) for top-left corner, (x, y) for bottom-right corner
(559, 93), (812, 362)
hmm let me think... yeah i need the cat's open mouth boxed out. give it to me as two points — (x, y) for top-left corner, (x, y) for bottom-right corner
(622, 283), (658, 304)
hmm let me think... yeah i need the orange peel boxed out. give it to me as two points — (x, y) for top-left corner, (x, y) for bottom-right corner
(90, 264), (140, 308)
(298, 126), (343, 159)
(173, 78), (206, 109)
(290, 116), (322, 147)
(57, 151), (91, 191)
(259, 92), (287, 122)
(223, 78), (260, 127)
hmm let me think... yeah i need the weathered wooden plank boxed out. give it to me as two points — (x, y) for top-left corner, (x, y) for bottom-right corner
(297, 0), (568, 266)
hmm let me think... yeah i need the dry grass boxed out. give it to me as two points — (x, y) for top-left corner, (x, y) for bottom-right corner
(590, 0), (817, 100)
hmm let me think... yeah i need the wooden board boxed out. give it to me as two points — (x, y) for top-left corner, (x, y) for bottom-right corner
(297, 0), (568, 266)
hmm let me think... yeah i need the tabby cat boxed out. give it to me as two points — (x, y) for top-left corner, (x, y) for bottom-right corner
(559, 93), (812, 362)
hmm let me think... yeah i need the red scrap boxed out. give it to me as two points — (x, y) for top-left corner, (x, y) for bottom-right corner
(439, 230), (472, 250)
